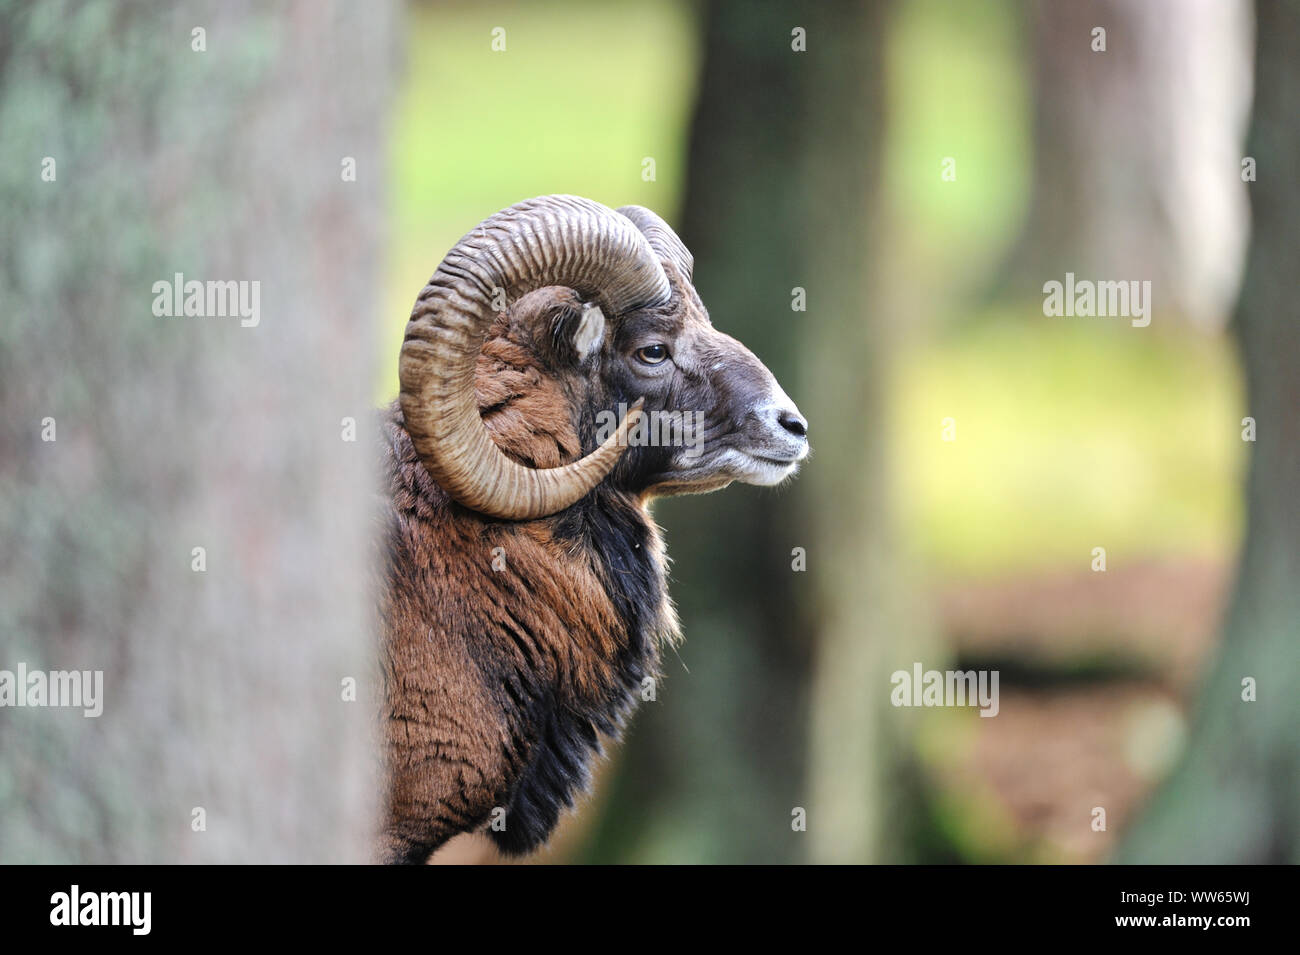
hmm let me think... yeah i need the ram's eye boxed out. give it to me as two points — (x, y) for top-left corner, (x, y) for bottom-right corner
(635, 344), (669, 365)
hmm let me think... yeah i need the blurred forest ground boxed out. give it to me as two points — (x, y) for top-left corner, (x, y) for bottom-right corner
(385, 0), (1245, 863)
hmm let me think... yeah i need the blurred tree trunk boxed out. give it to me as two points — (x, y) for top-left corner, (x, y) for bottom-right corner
(1118, 0), (1300, 864)
(0, 0), (396, 862)
(587, 0), (920, 864)
(994, 0), (1252, 329)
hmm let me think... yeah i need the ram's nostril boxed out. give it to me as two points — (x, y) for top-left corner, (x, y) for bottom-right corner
(777, 409), (808, 438)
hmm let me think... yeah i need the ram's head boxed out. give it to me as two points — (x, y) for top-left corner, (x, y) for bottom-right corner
(399, 195), (808, 519)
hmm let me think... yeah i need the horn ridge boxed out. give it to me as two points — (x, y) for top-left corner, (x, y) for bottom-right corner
(399, 195), (669, 520)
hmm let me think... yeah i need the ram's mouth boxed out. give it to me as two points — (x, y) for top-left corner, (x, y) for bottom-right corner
(745, 451), (803, 466)
(641, 438), (808, 496)
(734, 448), (805, 486)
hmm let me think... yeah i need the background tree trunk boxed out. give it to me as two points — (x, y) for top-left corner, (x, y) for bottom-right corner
(993, 0), (1253, 330)
(1118, 0), (1300, 864)
(586, 0), (922, 864)
(0, 0), (396, 863)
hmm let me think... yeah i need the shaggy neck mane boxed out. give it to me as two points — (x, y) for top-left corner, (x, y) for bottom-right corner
(379, 328), (679, 855)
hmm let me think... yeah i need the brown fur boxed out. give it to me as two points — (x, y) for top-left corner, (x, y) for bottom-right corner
(377, 303), (676, 863)
(377, 267), (805, 863)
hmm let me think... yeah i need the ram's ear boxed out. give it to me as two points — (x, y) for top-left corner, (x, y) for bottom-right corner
(530, 290), (605, 368)
(571, 303), (605, 361)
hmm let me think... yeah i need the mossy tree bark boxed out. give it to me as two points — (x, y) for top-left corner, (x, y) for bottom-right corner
(0, 1), (396, 862)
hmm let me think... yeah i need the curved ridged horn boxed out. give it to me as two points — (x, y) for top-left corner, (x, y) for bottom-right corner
(399, 195), (670, 520)
(617, 205), (693, 282)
